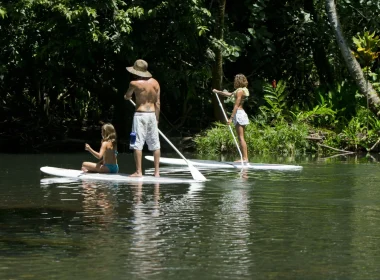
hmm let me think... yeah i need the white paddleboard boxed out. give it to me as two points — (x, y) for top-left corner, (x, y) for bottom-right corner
(145, 156), (303, 171)
(40, 166), (204, 184)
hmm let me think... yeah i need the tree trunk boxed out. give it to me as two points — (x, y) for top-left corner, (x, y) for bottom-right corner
(211, 0), (227, 123)
(325, 0), (380, 109)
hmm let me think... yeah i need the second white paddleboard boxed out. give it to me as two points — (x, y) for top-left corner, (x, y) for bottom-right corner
(145, 156), (302, 171)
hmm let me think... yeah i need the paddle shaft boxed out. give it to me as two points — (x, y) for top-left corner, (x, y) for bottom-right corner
(128, 99), (206, 181)
(214, 92), (244, 163)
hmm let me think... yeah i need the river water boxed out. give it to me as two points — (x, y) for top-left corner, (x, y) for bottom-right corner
(1, 153), (380, 279)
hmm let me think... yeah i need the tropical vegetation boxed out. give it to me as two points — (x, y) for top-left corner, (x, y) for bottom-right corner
(0, 0), (379, 155)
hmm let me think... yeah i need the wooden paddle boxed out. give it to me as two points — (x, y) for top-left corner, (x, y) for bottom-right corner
(128, 99), (207, 182)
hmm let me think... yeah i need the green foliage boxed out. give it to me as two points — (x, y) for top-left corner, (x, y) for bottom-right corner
(249, 121), (310, 155)
(259, 80), (289, 123)
(0, 6), (6, 18)
(352, 30), (380, 68)
(1, 0), (380, 153)
(341, 116), (367, 149)
(339, 1), (380, 34)
(325, 108), (380, 151)
(259, 80), (337, 128)
(193, 122), (232, 154)
(369, 67), (380, 93)
(290, 105), (336, 126)
(194, 120), (310, 156)
(0, 0), (144, 148)
(312, 81), (362, 128)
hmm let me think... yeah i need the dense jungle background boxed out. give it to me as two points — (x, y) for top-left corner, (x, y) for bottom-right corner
(1, 0), (379, 155)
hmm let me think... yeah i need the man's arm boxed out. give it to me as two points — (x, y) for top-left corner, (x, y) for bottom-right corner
(124, 82), (136, 100)
(155, 87), (161, 123)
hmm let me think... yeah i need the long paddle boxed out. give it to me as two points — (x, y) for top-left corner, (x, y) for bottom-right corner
(129, 99), (207, 182)
(214, 91), (244, 165)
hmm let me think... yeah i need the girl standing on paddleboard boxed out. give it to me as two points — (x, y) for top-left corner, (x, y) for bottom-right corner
(82, 123), (119, 173)
(213, 74), (250, 162)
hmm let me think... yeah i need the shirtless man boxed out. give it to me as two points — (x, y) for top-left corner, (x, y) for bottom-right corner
(124, 59), (161, 177)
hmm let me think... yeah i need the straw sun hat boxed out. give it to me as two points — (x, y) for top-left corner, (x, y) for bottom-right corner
(126, 59), (152, 78)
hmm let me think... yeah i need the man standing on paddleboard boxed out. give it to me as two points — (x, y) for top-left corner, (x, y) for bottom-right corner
(124, 59), (161, 177)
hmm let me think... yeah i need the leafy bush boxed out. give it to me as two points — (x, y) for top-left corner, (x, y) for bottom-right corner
(194, 119), (311, 156)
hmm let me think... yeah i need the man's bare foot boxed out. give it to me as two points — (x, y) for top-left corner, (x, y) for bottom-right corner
(81, 167), (88, 173)
(154, 173), (160, 178)
(130, 172), (142, 177)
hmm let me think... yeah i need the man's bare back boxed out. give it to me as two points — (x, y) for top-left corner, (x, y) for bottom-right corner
(125, 77), (160, 121)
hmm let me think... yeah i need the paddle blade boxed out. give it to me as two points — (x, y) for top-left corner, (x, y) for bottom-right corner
(188, 162), (207, 182)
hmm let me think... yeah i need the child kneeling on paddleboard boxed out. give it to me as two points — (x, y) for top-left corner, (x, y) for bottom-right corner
(82, 123), (119, 173)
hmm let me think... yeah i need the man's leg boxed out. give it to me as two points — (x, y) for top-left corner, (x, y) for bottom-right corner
(153, 149), (160, 177)
(130, 149), (143, 177)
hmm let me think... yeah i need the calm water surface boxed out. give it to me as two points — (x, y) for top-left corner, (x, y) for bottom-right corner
(1, 153), (380, 279)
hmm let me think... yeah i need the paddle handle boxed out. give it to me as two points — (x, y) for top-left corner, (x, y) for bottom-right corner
(214, 92), (244, 163)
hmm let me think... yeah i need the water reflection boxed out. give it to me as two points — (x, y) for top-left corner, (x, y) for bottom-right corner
(239, 168), (249, 180)
(187, 182), (205, 197)
(218, 186), (251, 275)
(127, 181), (162, 275)
(38, 176), (207, 277)
(81, 181), (117, 228)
